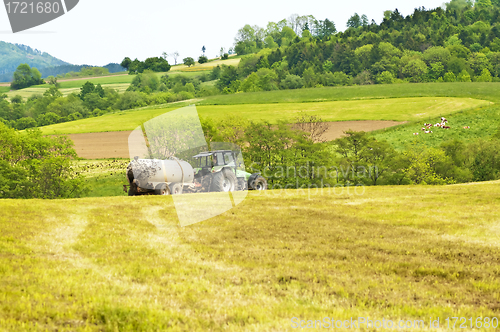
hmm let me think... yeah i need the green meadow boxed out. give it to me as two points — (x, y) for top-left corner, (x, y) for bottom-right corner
(373, 105), (500, 150)
(1, 182), (499, 331)
(198, 82), (500, 105)
(40, 96), (488, 135)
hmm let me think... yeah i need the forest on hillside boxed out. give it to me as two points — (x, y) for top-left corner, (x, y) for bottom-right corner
(214, 0), (500, 93)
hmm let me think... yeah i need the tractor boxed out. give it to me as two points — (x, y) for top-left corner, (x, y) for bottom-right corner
(125, 150), (267, 196)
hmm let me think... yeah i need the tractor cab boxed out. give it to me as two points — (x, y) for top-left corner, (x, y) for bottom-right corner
(193, 150), (238, 174)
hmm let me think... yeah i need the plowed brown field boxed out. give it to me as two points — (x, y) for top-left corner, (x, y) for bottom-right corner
(69, 120), (405, 159)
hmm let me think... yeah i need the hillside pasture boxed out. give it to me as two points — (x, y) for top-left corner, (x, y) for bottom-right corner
(170, 57), (241, 72)
(40, 97), (488, 135)
(373, 106), (500, 150)
(5, 83), (132, 100)
(0, 182), (499, 330)
(199, 82), (500, 105)
(5, 70), (216, 100)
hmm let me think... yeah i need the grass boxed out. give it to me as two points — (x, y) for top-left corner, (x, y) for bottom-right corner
(56, 75), (135, 89)
(198, 82), (500, 105)
(0, 86), (10, 94)
(0, 181), (499, 331)
(170, 57), (240, 72)
(6, 84), (132, 100)
(372, 105), (500, 150)
(75, 159), (129, 197)
(40, 97), (489, 135)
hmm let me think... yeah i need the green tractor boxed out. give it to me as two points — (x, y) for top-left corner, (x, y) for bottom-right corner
(192, 150), (267, 192)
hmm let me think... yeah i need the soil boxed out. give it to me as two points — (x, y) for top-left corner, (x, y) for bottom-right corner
(68, 120), (406, 159)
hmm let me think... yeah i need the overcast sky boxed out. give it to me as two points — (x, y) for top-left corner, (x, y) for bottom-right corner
(0, 0), (447, 66)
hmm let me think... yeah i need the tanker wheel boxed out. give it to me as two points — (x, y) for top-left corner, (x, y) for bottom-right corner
(211, 170), (237, 192)
(128, 184), (137, 196)
(250, 175), (267, 191)
(155, 183), (170, 195)
(169, 183), (183, 195)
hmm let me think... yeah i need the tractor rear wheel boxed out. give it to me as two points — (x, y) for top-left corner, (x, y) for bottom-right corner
(211, 170), (237, 192)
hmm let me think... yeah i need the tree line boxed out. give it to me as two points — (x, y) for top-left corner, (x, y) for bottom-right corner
(202, 115), (500, 188)
(0, 78), (198, 130)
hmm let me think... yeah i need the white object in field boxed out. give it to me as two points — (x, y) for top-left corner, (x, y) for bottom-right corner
(132, 159), (194, 185)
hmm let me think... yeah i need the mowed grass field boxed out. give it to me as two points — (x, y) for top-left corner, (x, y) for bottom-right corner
(40, 97), (488, 135)
(1, 182), (499, 331)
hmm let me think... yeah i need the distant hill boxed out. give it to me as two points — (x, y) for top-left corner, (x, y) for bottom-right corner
(0, 41), (69, 75)
(38, 63), (126, 79)
(0, 41), (126, 82)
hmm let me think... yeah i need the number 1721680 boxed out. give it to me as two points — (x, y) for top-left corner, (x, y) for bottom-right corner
(445, 317), (498, 329)
(5, 2), (60, 14)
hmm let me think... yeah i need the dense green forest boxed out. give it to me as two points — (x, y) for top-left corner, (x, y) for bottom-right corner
(216, 0), (500, 92)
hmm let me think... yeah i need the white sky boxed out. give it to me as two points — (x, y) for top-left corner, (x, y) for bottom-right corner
(0, 0), (447, 66)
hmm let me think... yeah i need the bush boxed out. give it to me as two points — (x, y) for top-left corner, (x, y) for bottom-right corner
(178, 91), (195, 100)
(443, 72), (456, 82)
(114, 91), (147, 110)
(376, 71), (395, 84)
(240, 73), (261, 92)
(0, 124), (86, 198)
(457, 69), (472, 82)
(149, 92), (174, 105)
(198, 73), (209, 82)
(221, 53), (229, 60)
(210, 65), (222, 80)
(198, 56), (208, 64)
(14, 117), (37, 130)
(127, 71), (160, 92)
(197, 86), (219, 97)
(280, 74), (304, 89)
(332, 72), (352, 86)
(37, 112), (61, 126)
(68, 112), (82, 121)
(353, 71), (373, 85)
(476, 68), (493, 82)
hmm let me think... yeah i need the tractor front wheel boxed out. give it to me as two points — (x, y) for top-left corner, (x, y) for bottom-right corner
(249, 175), (267, 191)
